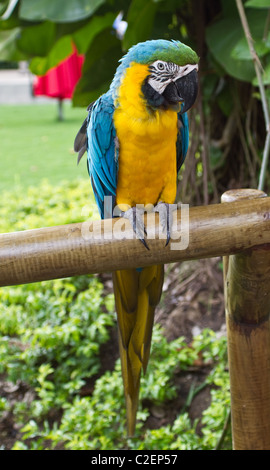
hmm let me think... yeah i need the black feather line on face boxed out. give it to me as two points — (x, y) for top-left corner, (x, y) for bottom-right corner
(149, 70), (174, 82)
(141, 79), (166, 109)
(141, 78), (175, 111)
(149, 62), (179, 82)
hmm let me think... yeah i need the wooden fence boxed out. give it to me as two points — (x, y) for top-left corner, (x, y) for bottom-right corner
(0, 188), (270, 449)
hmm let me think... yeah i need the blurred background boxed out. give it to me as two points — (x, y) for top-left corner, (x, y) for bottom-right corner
(1, 0), (269, 200)
(0, 0), (269, 451)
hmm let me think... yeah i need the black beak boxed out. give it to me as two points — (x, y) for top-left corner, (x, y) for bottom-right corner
(162, 69), (198, 113)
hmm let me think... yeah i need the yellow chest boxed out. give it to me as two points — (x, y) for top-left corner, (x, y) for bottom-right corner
(113, 63), (178, 208)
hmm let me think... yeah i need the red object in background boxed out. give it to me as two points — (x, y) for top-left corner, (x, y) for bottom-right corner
(33, 48), (84, 100)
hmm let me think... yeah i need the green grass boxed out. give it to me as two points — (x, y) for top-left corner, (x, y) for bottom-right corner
(0, 102), (89, 192)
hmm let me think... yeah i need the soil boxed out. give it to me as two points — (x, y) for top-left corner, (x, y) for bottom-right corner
(0, 257), (226, 449)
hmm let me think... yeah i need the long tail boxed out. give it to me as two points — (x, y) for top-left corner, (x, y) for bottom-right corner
(112, 264), (164, 436)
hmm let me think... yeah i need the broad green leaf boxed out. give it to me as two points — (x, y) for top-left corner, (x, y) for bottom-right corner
(0, 0), (20, 30)
(0, 0), (10, 16)
(0, 28), (25, 60)
(206, 10), (268, 82)
(16, 21), (56, 57)
(253, 61), (270, 85)
(19, 0), (106, 23)
(73, 28), (122, 106)
(123, 0), (157, 50)
(29, 35), (73, 75)
(1, 0), (19, 20)
(206, 19), (254, 82)
(246, 0), (270, 8)
(231, 37), (270, 60)
(72, 12), (115, 54)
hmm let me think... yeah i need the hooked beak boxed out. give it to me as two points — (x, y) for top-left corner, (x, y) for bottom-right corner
(162, 68), (198, 113)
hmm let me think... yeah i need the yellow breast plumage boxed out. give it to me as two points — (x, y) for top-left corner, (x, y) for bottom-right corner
(113, 62), (178, 209)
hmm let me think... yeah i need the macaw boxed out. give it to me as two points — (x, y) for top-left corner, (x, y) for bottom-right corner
(74, 39), (199, 436)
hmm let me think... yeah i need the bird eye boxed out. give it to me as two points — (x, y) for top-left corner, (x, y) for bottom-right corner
(157, 61), (165, 70)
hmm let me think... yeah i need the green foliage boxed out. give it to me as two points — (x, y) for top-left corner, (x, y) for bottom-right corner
(206, 8), (269, 83)
(246, 0), (270, 7)
(8, 326), (230, 450)
(30, 36), (74, 76)
(0, 179), (98, 233)
(73, 26), (122, 106)
(18, 0), (106, 23)
(72, 12), (116, 54)
(1, 276), (115, 414)
(1, 0), (269, 109)
(140, 327), (198, 404)
(123, 0), (157, 51)
(16, 21), (57, 58)
(0, 0), (195, 104)
(0, 29), (24, 61)
(130, 329), (231, 451)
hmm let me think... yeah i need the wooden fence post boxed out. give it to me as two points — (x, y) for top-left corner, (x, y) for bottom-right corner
(222, 189), (270, 450)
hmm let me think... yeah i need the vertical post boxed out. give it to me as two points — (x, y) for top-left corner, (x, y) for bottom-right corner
(222, 189), (270, 450)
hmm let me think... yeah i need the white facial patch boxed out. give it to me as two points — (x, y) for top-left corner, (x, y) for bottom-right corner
(148, 61), (198, 94)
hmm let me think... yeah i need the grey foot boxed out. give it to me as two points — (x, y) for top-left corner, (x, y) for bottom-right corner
(154, 202), (176, 246)
(121, 206), (149, 250)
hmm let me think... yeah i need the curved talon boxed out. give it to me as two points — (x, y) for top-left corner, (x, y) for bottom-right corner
(140, 238), (150, 251)
(165, 231), (171, 247)
(154, 202), (176, 247)
(120, 207), (149, 250)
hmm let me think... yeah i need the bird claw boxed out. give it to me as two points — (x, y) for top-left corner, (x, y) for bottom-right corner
(120, 203), (177, 249)
(154, 202), (176, 247)
(120, 207), (149, 250)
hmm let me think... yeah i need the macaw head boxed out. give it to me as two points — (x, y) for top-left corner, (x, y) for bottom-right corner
(111, 39), (199, 113)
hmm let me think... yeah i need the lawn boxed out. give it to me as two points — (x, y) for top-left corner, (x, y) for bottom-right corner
(0, 102), (89, 192)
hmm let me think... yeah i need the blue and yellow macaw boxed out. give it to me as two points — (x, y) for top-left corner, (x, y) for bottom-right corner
(74, 39), (199, 435)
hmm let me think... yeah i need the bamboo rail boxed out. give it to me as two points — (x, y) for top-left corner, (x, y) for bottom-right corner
(0, 193), (269, 287)
(0, 188), (270, 449)
(222, 189), (270, 450)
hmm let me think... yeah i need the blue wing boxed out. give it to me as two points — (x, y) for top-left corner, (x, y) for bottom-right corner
(74, 92), (118, 219)
(177, 111), (189, 173)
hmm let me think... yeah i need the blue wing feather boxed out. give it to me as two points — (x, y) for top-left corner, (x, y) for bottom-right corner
(87, 92), (118, 219)
(177, 111), (189, 173)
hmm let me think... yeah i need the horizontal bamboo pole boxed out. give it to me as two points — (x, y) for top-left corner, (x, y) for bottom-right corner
(0, 195), (269, 287)
(223, 189), (270, 450)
